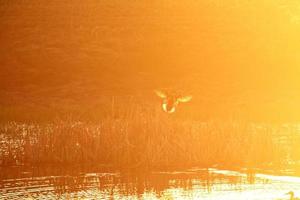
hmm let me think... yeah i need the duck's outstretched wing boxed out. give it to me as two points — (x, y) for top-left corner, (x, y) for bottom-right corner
(154, 90), (167, 98)
(178, 95), (192, 103)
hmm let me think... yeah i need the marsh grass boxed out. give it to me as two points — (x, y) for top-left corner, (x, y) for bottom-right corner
(0, 98), (298, 170)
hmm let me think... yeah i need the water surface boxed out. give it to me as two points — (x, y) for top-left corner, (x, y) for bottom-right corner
(1, 168), (300, 199)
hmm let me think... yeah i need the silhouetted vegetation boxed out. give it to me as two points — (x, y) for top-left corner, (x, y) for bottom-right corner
(0, 99), (298, 170)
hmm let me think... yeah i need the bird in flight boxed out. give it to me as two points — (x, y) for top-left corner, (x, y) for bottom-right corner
(155, 90), (192, 113)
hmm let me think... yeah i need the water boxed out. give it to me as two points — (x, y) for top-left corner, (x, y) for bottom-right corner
(1, 122), (300, 199)
(1, 168), (300, 199)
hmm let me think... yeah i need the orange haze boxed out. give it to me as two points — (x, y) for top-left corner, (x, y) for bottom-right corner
(1, 0), (300, 122)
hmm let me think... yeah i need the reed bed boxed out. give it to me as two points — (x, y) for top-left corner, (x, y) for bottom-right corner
(0, 99), (298, 170)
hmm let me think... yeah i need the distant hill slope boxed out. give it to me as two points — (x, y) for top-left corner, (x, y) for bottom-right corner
(1, 0), (300, 122)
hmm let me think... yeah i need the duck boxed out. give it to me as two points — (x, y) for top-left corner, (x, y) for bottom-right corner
(155, 90), (192, 113)
(286, 191), (300, 200)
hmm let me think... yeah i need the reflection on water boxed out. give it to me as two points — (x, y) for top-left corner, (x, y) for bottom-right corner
(1, 168), (300, 199)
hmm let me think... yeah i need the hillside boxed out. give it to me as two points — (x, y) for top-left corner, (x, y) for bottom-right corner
(1, 0), (300, 122)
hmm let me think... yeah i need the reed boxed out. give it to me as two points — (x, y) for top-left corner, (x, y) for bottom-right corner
(0, 98), (296, 170)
